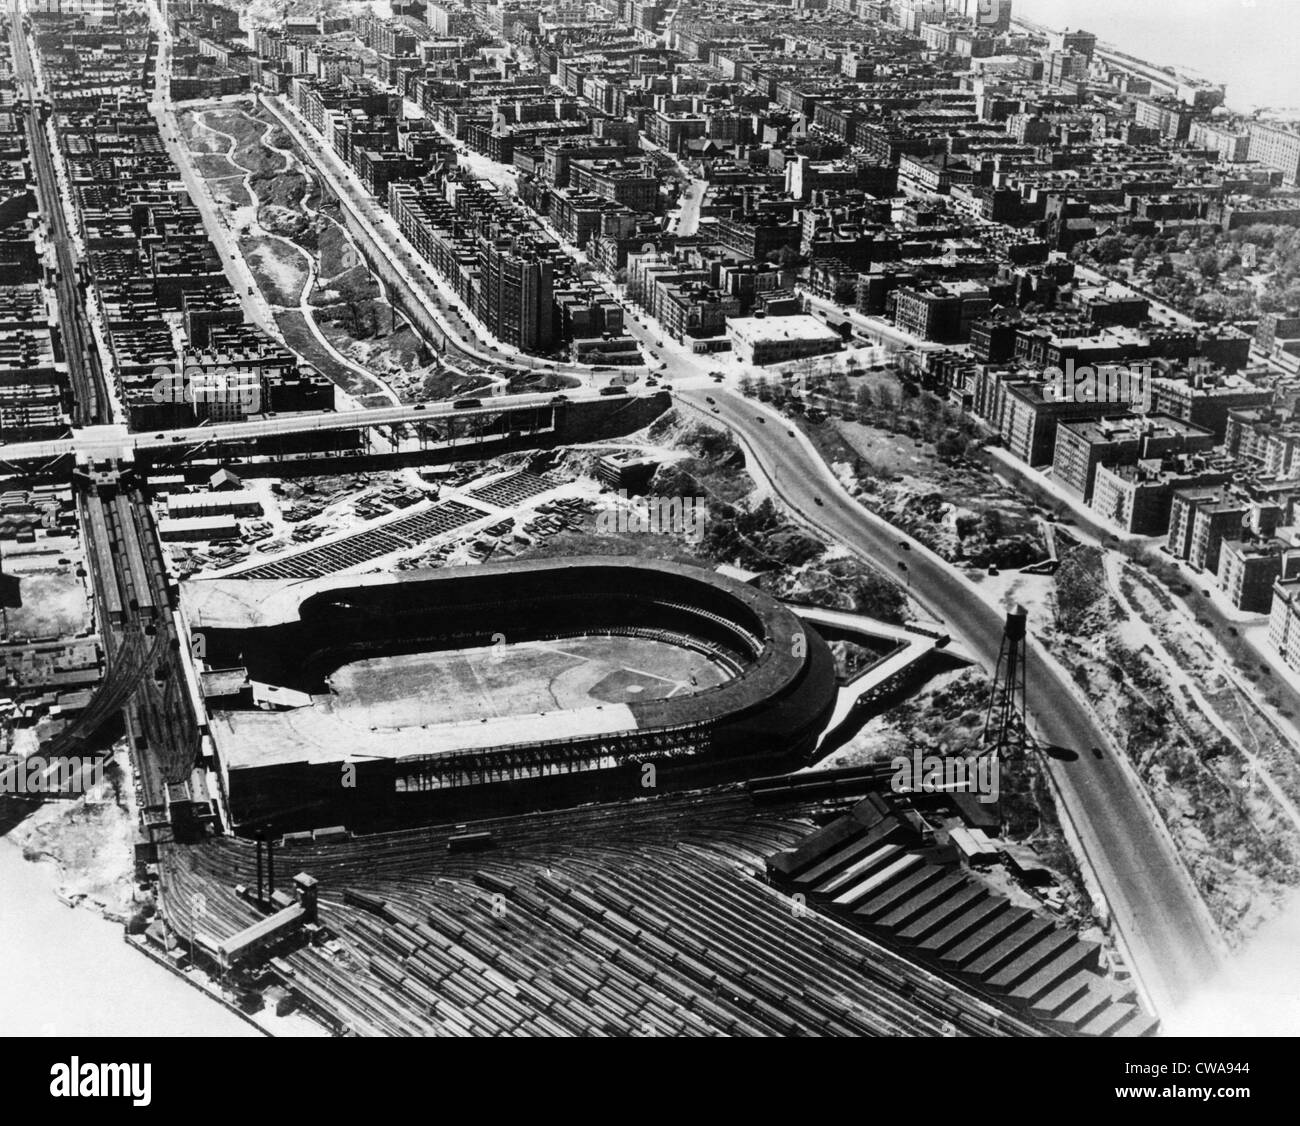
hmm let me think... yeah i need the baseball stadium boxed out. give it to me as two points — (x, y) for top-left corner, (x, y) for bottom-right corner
(183, 557), (840, 832)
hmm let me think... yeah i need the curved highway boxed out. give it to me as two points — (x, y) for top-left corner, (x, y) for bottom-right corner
(678, 383), (1224, 1019)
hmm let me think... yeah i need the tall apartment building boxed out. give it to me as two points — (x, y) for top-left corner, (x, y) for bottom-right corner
(1189, 120), (1250, 163)
(1248, 122), (1300, 185)
(1268, 575), (1300, 670)
(477, 236), (555, 353)
(569, 158), (659, 213)
(892, 282), (990, 343)
(1169, 491), (1249, 573)
(1149, 374), (1273, 440)
(1219, 539), (1297, 613)
(1052, 414), (1215, 502)
(1090, 461), (1231, 536)
(951, 0), (1011, 34)
(975, 373), (1121, 466)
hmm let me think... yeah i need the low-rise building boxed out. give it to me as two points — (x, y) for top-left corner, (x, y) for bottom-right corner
(726, 315), (843, 366)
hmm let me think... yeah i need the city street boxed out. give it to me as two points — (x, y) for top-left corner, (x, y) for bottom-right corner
(677, 381), (1226, 1018)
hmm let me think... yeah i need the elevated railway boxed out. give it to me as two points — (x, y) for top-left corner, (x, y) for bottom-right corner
(7, 5), (103, 427)
(7, 2), (205, 818)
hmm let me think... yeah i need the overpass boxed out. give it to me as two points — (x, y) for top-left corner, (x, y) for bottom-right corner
(0, 388), (667, 471)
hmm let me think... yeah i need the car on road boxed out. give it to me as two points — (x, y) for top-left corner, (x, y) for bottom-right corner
(813, 497), (824, 506)
(756, 416), (765, 423)
(710, 407), (720, 413)
(154, 432), (165, 439)
(413, 403), (426, 411)
(705, 396), (715, 404)
(898, 541), (910, 550)
(1091, 747), (1104, 760)
(786, 429), (795, 437)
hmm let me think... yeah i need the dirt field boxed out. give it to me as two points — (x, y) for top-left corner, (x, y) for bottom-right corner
(238, 235), (308, 306)
(3, 573), (91, 640)
(326, 635), (734, 728)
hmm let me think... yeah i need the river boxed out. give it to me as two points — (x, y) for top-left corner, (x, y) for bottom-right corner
(0, 837), (257, 1037)
(1015, 0), (1300, 114)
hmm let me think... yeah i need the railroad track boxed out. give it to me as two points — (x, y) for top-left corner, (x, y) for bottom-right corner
(7, 8), (104, 427)
(154, 788), (1050, 1037)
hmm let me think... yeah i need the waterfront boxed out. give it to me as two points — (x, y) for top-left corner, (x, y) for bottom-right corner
(1016, 0), (1300, 114)
(0, 837), (258, 1037)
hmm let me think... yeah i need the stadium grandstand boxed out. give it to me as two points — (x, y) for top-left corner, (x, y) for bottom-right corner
(183, 557), (839, 831)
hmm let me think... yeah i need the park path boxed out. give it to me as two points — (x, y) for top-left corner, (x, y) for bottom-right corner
(227, 106), (510, 399)
(193, 107), (400, 407)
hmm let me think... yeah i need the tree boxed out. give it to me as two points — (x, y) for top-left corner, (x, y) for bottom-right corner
(936, 429), (966, 461)
(1091, 236), (1127, 265)
(979, 509), (1004, 541)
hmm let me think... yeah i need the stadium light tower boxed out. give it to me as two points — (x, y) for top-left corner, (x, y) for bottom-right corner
(982, 605), (1032, 758)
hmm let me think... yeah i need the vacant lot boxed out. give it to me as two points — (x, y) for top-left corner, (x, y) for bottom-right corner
(3, 572), (90, 639)
(240, 236), (308, 306)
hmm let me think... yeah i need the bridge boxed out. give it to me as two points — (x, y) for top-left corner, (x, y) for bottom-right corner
(0, 389), (667, 472)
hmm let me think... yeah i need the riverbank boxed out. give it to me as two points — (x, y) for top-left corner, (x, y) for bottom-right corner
(0, 836), (259, 1036)
(1016, 0), (1300, 116)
